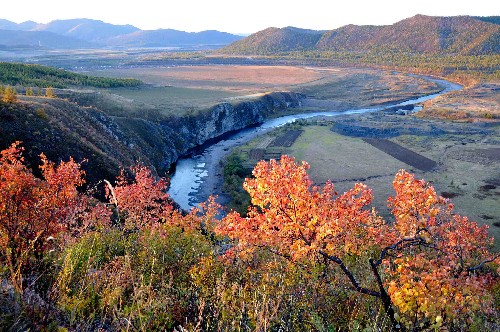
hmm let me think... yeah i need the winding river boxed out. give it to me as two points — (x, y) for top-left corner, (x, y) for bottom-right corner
(168, 77), (462, 210)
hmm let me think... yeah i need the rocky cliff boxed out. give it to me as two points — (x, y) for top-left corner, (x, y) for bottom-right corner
(160, 92), (304, 166)
(0, 91), (304, 184)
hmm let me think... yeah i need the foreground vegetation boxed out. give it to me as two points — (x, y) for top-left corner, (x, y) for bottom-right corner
(1, 143), (498, 331)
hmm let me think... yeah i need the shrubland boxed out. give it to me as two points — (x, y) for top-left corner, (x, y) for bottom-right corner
(0, 143), (499, 331)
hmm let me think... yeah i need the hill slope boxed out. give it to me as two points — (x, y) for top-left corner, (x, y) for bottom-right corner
(220, 15), (500, 55)
(221, 27), (323, 54)
(0, 29), (95, 49)
(0, 62), (142, 88)
(0, 19), (37, 30)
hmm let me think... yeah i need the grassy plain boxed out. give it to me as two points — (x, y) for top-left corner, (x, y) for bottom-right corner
(87, 65), (442, 116)
(104, 86), (239, 115)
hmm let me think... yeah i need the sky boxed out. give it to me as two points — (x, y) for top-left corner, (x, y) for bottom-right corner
(2, 0), (499, 34)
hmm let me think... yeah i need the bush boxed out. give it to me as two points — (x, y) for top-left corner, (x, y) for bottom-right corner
(0, 142), (84, 294)
(35, 108), (48, 120)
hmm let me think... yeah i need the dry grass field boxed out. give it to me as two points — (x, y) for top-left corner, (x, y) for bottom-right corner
(89, 65), (323, 92)
(417, 82), (500, 121)
(90, 66), (442, 112)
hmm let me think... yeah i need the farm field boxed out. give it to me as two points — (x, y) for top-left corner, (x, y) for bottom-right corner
(416, 82), (500, 121)
(226, 120), (500, 248)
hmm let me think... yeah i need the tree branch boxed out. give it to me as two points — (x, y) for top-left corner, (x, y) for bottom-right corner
(467, 253), (500, 272)
(372, 237), (426, 267)
(318, 250), (381, 297)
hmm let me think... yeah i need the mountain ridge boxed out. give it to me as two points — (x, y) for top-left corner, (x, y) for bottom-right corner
(0, 15), (498, 53)
(220, 15), (500, 55)
(0, 29), (96, 49)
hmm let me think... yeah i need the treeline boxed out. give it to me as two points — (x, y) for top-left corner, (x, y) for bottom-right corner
(289, 51), (500, 83)
(209, 51), (500, 84)
(0, 62), (142, 88)
(149, 49), (500, 83)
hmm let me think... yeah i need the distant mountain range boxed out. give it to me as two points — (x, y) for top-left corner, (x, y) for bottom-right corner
(220, 15), (500, 55)
(1, 15), (499, 54)
(0, 18), (243, 49)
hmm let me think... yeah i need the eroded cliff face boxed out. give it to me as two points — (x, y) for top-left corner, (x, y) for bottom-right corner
(154, 91), (304, 168)
(0, 91), (304, 184)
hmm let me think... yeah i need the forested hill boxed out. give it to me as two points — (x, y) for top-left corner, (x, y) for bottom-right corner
(474, 16), (500, 26)
(220, 27), (324, 54)
(219, 15), (500, 55)
(0, 62), (142, 88)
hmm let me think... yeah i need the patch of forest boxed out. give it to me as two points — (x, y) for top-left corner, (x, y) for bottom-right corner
(0, 62), (142, 88)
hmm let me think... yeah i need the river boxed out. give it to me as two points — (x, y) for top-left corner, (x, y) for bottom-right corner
(168, 76), (462, 210)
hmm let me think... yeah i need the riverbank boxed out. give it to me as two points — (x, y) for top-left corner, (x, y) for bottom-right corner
(168, 76), (462, 209)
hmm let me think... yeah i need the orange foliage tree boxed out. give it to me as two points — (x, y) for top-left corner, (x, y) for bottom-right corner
(0, 142), (85, 293)
(217, 155), (499, 330)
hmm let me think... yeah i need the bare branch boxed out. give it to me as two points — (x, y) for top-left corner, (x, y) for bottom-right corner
(467, 253), (500, 272)
(372, 237), (426, 267)
(318, 250), (381, 298)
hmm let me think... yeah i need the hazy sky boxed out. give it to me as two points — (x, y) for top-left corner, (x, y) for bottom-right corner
(3, 0), (499, 34)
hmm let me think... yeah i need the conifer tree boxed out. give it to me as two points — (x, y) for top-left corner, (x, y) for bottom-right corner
(25, 87), (34, 96)
(2, 85), (17, 103)
(45, 87), (56, 98)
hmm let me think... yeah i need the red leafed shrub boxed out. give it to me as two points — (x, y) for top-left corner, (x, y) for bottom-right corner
(0, 142), (84, 293)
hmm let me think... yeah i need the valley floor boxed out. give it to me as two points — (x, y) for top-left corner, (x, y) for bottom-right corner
(218, 84), (500, 248)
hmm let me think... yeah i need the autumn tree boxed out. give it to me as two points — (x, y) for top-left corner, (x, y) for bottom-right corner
(25, 87), (34, 96)
(45, 86), (55, 98)
(0, 142), (85, 293)
(2, 84), (17, 103)
(217, 156), (499, 331)
(106, 165), (175, 230)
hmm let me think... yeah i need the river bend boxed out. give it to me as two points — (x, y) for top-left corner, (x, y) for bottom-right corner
(168, 77), (462, 210)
